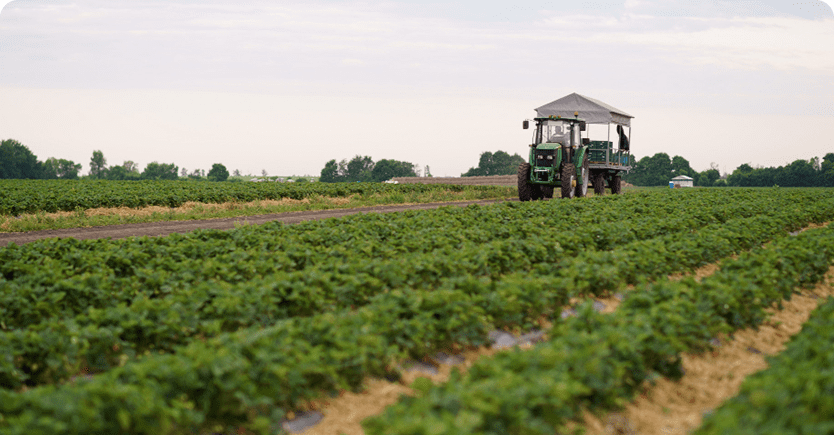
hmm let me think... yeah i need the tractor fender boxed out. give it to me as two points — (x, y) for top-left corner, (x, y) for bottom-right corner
(573, 146), (588, 166)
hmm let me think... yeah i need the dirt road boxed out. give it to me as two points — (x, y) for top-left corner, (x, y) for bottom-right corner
(0, 199), (515, 247)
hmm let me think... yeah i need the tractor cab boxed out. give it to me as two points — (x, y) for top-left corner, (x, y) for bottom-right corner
(530, 117), (584, 148)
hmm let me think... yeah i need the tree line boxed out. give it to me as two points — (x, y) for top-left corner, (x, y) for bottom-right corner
(319, 156), (423, 182)
(625, 152), (834, 187)
(0, 139), (230, 181)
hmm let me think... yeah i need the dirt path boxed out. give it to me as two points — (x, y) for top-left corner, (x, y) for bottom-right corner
(0, 199), (515, 247)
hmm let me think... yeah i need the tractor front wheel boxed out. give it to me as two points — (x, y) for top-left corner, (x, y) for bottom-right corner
(592, 171), (606, 195)
(610, 174), (622, 195)
(561, 163), (576, 199)
(518, 163), (534, 201)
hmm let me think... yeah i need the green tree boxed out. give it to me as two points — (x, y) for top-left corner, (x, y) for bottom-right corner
(207, 163), (230, 182)
(462, 151), (525, 176)
(89, 150), (107, 179)
(106, 165), (129, 180)
(43, 157), (82, 179)
(821, 153), (834, 187)
(671, 155), (696, 178)
(320, 159), (342, 183)
(775, 159), (818, 187)
(695, 168), (720, 187)
(320, 155), (376, 182)
(123, 160), (139, 174)
(346, 155), (374, 182)
(371, 159), (418, 182)
(625, 153), (669, 186)
(141, 162), (179, 180)
(106, 161), (141, 180)
(0, 139), (44, 179)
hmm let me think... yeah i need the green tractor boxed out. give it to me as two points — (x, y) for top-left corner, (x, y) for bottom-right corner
(518, 93), (633, 200)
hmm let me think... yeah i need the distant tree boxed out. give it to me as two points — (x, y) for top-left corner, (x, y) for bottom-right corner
(41, 158), (59, 179)
(123, 160), (139, 174)
(346, 155), (374, 182)
(371, 159), (417, 182)
(424, 165), (432, 177)
(43, 157), (82, 179)
(0, 139), (44, 179)
(293, 177), (309, 183)
(671, 155), (696, 178)
(775, 159), (818, 187)
(233, 169), (241, 177)
(106, 165), (128, 180)
(726, 157), (829, 187)
(695, 168), (720, 187)
(320, 155), (376, 182)
(320, 159), (341, 183)
(261, 169), (268, 177)
(181, 167), (188, 177)
(821, 153), (834, 187)
(141, 162), (179, 180)
(625, 153), (675, 186)
(462, 151), (525, 176)
(207, 163), (230, 182)
(89, 150), (107, 179)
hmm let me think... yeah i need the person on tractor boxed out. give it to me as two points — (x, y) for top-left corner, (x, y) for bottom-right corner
(617, 124), (630, 151)
(548, 126), (567, 144)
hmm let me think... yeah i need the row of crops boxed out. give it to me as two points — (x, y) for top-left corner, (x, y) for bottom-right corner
(0, 188), (833, 434)
(0, 179), (503, 215)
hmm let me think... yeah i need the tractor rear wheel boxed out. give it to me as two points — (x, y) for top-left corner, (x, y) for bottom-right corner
(560, 163), (576, 199)
(575, 154), (589, 198)
(518, 163), (533, 201)
(592, 171), (606, 195)
(610, 174), (622, 195)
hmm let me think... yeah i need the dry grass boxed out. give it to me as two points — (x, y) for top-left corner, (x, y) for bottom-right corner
(580, 265), (834, 435)
(0, 195), (378, 232)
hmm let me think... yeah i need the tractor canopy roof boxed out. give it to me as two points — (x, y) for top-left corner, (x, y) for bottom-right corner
(536, 93), (633, 127)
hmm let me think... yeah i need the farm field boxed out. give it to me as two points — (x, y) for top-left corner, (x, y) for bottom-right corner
(0, 180), (515, 233)
(1, 188), (833, 434)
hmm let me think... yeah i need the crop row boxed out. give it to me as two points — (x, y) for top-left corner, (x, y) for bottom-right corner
(1, 189), (833, 433)
(1, 189), (830, 391)
(0, 179), (504, 215)
(363, 223), (834, 434)
(695, 295), (834, 434)
(3, 188), (826, 326)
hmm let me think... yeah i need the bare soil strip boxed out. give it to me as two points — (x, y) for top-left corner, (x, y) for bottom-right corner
(0, 199), (513, 247)
(580, 265), (834, 435)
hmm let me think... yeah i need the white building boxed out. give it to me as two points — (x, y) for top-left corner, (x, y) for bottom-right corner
(670, 175), (694, 188)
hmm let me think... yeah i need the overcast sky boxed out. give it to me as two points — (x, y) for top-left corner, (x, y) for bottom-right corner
(1, 0), (832, 177)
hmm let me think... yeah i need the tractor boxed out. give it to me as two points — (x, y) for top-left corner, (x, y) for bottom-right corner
(518, 93), (633, 200)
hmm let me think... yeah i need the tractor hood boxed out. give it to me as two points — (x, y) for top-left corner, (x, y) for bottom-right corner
(535, 93), (633, 127)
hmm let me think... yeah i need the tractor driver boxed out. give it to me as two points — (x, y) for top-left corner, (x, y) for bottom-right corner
(548, 125), (567, 145)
